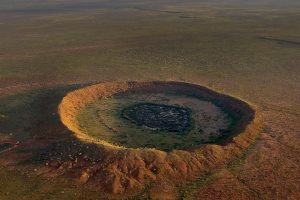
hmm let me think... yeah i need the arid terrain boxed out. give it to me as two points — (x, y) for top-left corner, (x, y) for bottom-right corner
(0, 0), (299, 199)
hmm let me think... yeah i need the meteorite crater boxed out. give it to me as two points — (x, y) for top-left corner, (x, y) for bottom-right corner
(51, 81), (261, 195)
(122, 103), (191, 132)
(59, 81), (259, 152)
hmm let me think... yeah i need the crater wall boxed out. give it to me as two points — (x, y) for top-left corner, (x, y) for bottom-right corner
(57, 81), (263, 196)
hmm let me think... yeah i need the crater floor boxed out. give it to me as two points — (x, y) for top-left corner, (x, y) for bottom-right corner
(77, 91), (232, 151)
(122, 103), (191, 132)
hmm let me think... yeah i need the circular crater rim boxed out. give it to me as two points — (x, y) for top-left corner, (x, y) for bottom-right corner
(58, 81), (258, 152)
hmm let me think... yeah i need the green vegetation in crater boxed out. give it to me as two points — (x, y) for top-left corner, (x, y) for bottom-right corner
(122, 102), (192, 132)
(77, 92), (232, 151)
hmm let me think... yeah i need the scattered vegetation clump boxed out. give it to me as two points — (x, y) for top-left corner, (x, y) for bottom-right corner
(122, 103), (191, 132)
(0, 143), (13, 153)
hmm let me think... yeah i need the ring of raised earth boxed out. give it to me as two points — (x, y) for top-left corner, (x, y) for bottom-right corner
(58, 81), (262, 194)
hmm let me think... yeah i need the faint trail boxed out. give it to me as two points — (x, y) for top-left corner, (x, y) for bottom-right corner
(0, 81), (98, 97)
(0, 40), (117, 60)
(258, 36), (300, 47)
(133, 7), (183, 14)
(0, 82), (54, 97)
(97, 111), (119, 134)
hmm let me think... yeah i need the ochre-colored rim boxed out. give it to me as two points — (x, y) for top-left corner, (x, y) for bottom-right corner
(58, 81), (263, 194)
(59, 81), (261, 151)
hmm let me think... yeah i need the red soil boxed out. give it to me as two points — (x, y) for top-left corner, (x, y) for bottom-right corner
(55, 81), (262, 196)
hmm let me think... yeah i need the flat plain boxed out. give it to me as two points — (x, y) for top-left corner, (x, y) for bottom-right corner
(0, 0), (299, 199)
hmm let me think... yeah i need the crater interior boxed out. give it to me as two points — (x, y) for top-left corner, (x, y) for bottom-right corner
(122, 103), (191, 132)
(76, 88), (233, 151)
